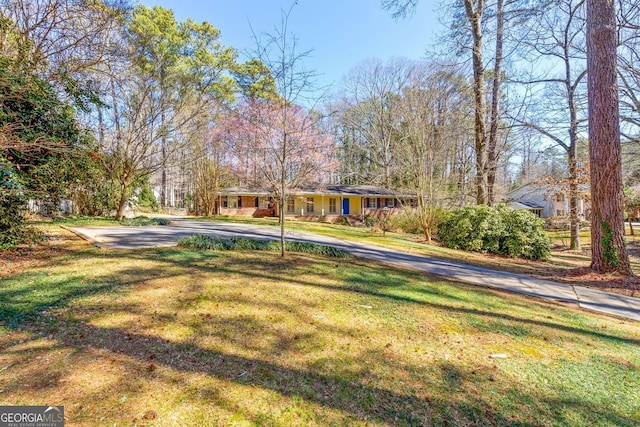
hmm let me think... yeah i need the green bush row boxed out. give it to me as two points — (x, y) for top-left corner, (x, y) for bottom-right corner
(177, 234), (352, 258)
(120, 216), (171, 226)
(437, 205), (551, 260)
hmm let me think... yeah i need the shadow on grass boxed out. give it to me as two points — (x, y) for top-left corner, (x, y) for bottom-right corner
(194, 255), (640, 348)
(4, 246), (638, 347)
(2, 246), (639, 425)
(13, 317), (635, 427)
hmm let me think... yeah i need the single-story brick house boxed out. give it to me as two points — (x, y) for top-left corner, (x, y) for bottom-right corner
(216, 184), (417, 220)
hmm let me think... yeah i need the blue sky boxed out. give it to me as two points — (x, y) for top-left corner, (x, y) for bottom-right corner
(138, 0), (444, 90)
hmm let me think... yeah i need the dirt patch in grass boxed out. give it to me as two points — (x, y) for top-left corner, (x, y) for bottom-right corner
(0, 228), (90, 279)
(549, 265), (640, 296)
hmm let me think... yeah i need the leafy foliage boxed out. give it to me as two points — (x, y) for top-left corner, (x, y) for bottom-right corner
(0, 57), (102, 248)
(0, 157), (44, 248)
(363, 214), (379, 228)
(136, 186), (159, 211)
(177, 234), (351, 258)
(438, 205), (550, 260)
(387, 208), (446, 235)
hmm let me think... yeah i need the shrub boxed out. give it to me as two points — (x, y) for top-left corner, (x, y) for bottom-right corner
(136, 186), (159, 211)
(502, 208), (551, 260)
(120, 216), (171, 226)
(0, 161), (45, 250)
(543, 217), (570, 231)
(387, 211), (421, 234)
(177, 234), (352, 258)
(0, 193), (45, 250)
(386, 208), (447, 236)
(363, 214), (379, 228)
(437, 205), (550, 260)
(338, 215), (350, 226)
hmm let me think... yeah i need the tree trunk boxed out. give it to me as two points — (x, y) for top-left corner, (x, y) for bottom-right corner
(487, 0), (504, 206)
(160, 70), (168, 208)
(586, 0), (632, 274)
(279, 199), (286, 257)
(161, 131), (167, 207)
(464, 0), (488, 205)
(567, 153), (581, 251)
(280, 131), (287, 258)
(115, 183), (128, 221)
(418, 192), (431, 242)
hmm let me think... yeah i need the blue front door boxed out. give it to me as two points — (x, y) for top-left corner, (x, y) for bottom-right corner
(342, 198), (350, 215)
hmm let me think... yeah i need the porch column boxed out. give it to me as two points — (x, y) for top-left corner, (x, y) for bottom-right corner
(321, 195), (325, 216)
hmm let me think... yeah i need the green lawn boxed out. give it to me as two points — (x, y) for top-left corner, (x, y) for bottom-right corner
(0, 228), (638, 426)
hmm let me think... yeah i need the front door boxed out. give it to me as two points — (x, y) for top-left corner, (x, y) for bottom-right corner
(342, 198), (350, 215)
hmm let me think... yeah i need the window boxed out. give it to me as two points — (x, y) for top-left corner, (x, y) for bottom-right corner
(306, 197), (315, 214)
(556, 194), (565, 202)
(385, 198), (394, 207)
(228, 196), (239, 209)
(286, 197), (295, 213)
(367, 198), (377, 208)
(222, 196), (228, 208)
(329, 198), (337, 214)
(255, 197), (259, 208)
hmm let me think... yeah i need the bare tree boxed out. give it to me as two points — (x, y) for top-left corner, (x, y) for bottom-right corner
(486, 0), (504, 205)
(337, 58), (414, 187)
(383, 0), (516, 206)
(191, 120), (234, 216)
(0, 0), (127, 95)
(510, 0), (588, 251)
(617, 0), (640, 146)
(395, 63), (471, 240)
(250, 4), (332, 257)
(586, 0), (632, 274)
(462, 0), (490, 205)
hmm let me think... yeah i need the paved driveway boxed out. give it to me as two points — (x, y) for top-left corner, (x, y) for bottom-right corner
(68, 220), (640, 322)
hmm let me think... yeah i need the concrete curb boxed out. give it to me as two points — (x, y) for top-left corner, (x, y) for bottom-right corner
(61, 225), (108, 249)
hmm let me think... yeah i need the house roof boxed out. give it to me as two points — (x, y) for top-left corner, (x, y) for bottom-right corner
(506, 181), (590, 198)
(507, 201), (544, 210)
(219, 184), (415, 198)
(301, 184), (412, 197)
(218, 186), (271, 196)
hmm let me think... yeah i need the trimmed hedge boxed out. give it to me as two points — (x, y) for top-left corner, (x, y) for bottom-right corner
(120, 216), (171, 226)
(177, 234), (352, 258)
(437, 205), (550, 260)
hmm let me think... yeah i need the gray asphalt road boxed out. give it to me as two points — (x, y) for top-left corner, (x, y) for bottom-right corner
(68, 220), (640, 322)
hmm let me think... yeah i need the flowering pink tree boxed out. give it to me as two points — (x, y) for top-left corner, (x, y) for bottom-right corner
(239, 3), (334, 256)
(221, 98), (336, 255)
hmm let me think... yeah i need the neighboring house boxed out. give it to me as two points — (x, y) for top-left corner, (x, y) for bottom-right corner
(27, 199), (73, 215)
(505, 182), (589, 219)
(216, 184), (416, 220)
